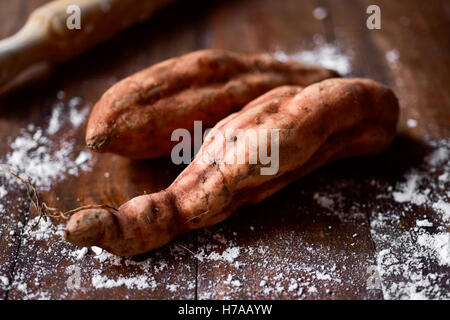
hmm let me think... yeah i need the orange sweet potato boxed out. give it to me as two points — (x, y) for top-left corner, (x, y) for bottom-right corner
(86, 49), (338, 158)
(66, 78), (399, 256)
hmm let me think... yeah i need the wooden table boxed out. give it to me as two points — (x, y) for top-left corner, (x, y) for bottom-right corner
(0, 0), (448, 300)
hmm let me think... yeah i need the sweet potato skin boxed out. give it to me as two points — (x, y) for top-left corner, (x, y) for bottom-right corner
(86, 49), (338, 158)
(66, 78), (399, 256)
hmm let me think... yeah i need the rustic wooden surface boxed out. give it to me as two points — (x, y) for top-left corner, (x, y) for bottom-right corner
(0, 0), (449, 300)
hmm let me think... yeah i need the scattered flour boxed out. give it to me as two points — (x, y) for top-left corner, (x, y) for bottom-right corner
(0, 99), (93, 190)
(195, 225), (349, 300)
(370, 138), (450, 300)
(373, 228), (449, 299)
(308, 286), (318, 293)
(90, 246), (103, 256)
(407, 119), (418, 128)
(206, 246), (241, 263)
(315, 271), (332, 281)
(386, 49), (400, 68)
(74, 247), (88, 260)
(0, 276), (9, 288)
(68, 97), (89, 127)
(1, 208), (195, 299)
(68, 97), (82, 109)
(432, 201), (450, 222)
(0, 185), (6, 213)
(417, 233), (449, 267)
(288, 282), (298, 292)
(287, 138), (449, 300)
(438, 172), (448, 182)
(0, 186), (7, 198)
(167, 283), (180, 292)
(21, 216), (65, 244)
(416, 219), (433, 228)
(274, 43), (352, 75)
(47, 103), (63, 135)
(312, 7), (328, 20)
(425, 144), (449, 167)
(0, 95), (101, 298)
(92, 274), (155, 290)
(392, 172), (427, 205)
(231, 280), (242, 287)
(313, 193), (335, 210)
(2, 127), (92, 188)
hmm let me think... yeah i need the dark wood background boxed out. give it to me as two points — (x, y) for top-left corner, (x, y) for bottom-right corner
(0, 0), (448, 300)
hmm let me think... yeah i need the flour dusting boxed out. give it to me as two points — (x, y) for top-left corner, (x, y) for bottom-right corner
(92, 274), (155, 290)
(369, 138), (450, 300)
(312, 7), (328, 20)
(274, 42), (352, 75)
(0, 99), (93, 191)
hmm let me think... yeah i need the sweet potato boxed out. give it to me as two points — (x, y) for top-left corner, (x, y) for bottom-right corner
(65, 78), (399, 256)
(86, 49), (338, 158)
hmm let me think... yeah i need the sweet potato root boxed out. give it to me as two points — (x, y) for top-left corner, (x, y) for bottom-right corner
(66, 78), (399, 256)
(86, 49), (338, 158)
